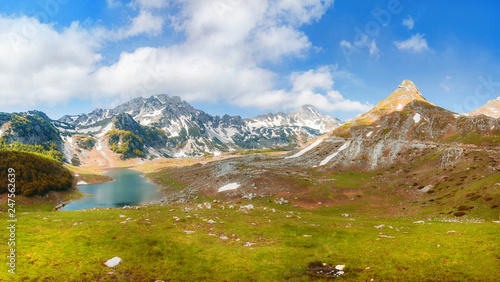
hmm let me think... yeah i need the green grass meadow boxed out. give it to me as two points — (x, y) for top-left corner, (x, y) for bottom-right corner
(1, 200), (499, 281)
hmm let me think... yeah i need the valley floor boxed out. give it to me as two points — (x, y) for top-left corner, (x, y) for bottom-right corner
(1, 200), (499, 281)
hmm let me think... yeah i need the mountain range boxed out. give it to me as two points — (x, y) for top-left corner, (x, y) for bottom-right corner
(0, 95), (343, 166)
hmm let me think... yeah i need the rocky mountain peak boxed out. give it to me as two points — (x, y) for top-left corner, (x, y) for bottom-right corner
(398, 79), (419, 93)
(466, 96), (500, 118)
(385, 80), (426, 103)
(347, 80), (435, 126)
(299, 104), (321, 113)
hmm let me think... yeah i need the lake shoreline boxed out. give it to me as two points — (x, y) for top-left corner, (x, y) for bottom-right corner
(60, 167), (163, 211)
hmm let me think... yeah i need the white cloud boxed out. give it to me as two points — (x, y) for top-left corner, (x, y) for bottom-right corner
(340, 40), (352, 49)
(402, 15), (414, 30)
(125, 10), (164, 37)
(252, 26), (311, 62)
(0, 17), (101, 107)
(231, 66), (372, 112)
(394, 33), (429, 53)
(291, 66), (333, 92)
(0, 0), (373, 116)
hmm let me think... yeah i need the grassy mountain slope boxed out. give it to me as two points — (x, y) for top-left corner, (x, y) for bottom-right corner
(0, 151), (72, 196)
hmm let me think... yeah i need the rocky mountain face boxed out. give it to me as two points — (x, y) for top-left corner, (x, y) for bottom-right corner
(466, 97), (500, 118)
(1, 95), (343, 164)
(156, 80), (500, 219)
(56, 94), (343, 159)
(0, 111), (63, 147)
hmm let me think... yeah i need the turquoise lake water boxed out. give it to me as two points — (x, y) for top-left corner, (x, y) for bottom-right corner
(61, 168), (163, 211)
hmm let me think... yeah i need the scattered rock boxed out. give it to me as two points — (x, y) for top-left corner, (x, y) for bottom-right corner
(184, 231), (195, 234)
(119, 215), (126, 218)
(374, 224), (385, 229)
(104, 257), (122, 268)
(446, 230), (456, 234)
(243, 242), (255, 247)
(341, 214), (350, 217)
(418, 185), (433, 193)
(274, 197), (289, 205)
(335, 265), (345, 271)
(240, 204), (254, 210)
(123, 205), (131, 209)
(303, 235), (312, 237)
(413, 220), (425, 224)
(207, 219), (216, 224)
(220, 235), (229, 240)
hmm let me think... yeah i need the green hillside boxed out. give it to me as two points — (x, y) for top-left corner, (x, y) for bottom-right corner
(0, 151), (72, 196)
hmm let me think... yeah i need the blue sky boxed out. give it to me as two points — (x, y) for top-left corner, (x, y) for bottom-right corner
(0, 0), (499, 121)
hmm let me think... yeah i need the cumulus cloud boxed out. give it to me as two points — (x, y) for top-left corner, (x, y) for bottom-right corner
(123, 10), (165, 37)
(394, 33), (429, 53)
(0, 17), (101, 107)
(0, 0), (371, 115)
(231, 66), (372, 112)
(402, 15), (414, 30)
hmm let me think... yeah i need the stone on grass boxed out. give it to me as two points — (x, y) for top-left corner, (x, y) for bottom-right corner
(335, 265), (345, 270)
(207, 219), (216, 224)
(413, 220), (425, 224)
(274, 197), (289, 205)
(104, 257), (122, 267)
(374, 224), (385, 229)
(240, 204), (254, 210)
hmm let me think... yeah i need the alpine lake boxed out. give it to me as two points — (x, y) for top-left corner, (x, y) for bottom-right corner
(61, 168), (163, 211)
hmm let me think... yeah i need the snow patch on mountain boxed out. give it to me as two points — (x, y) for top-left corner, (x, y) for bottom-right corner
(285, 139), (323, 159)
(319, 141), (351, 166)
(218, 183), (240, 192)
(413, 113), (421, 123)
